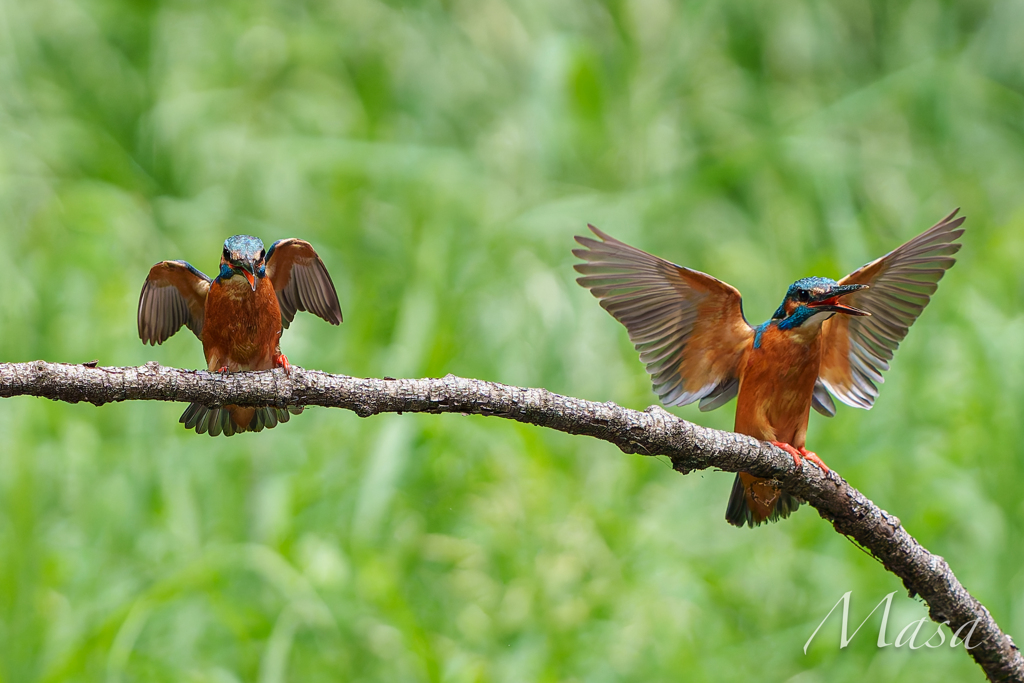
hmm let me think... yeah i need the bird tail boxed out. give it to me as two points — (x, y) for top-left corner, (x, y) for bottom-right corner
(179, 403), (304, 437)
(725, 472), (801, 528)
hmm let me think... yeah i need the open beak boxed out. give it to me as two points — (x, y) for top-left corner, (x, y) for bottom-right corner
(808, 284), (870, 316)
(241, 260), (257, 291)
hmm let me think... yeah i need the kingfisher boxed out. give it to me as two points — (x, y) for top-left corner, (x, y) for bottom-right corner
(574, 209), (964, 527)
(138, 235), (343, 436)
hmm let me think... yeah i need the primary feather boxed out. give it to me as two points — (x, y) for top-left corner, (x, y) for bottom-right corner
(265, 239), (343, 328)
(138, 260), (211, 345)
(819, 208), (965, 409)
(573, 225), (753, 407)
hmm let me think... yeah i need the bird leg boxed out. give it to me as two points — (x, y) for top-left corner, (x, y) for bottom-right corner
(273, 353), (292, 376)
(217, 365), (230, 374)
(770, 441), (830, 474)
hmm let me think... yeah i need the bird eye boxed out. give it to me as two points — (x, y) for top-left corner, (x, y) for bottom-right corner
(223, 248), (230, 259)
(798, 290), (810, 302)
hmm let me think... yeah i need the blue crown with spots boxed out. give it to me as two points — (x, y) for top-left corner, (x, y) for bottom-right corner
(786, 276), (838, 297)
(223, 235), (265, 259)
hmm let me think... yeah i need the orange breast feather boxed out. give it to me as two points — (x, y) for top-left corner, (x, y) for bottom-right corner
(202, 277), (283, 372)
(734, 324), (822, 448)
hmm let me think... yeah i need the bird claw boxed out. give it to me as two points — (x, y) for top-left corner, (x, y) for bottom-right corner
(217, 366), (230, 374)
(274, 353), (292, 376)
(771, 442), (830, 474)
(799, 447), (831, 474)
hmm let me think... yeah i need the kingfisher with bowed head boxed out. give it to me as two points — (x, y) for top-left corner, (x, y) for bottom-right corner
(138, 235), (343, 436)
(574, 210), (964, 527)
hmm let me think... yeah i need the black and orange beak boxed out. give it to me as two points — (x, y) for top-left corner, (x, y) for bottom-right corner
(240, 260), (257, 291)
(808, 284), (870, 316)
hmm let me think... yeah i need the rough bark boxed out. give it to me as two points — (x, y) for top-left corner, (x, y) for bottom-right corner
(1, 360), (1020, 681)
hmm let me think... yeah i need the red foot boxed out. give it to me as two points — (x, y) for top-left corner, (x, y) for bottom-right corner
(273, 353), (292, 376)
(771, 442), (830, 474)
(798, 447), (830, 474)
(217, 366), (230, 374)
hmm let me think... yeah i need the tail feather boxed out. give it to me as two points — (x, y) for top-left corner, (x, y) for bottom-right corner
(195, 406), (216, 435)
(725, 472), (801, 528)
(207, 408), (224, 437)
(221, 408), (239, 437)
(179, 403), (304, 437)
(181, 402), (204, 430)
(250, 408), (266, 432)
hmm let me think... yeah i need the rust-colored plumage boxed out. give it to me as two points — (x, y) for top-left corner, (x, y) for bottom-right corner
(138, 236), (342, 436)
(574, 210), (965, 527)
(199, 271), (289, 431)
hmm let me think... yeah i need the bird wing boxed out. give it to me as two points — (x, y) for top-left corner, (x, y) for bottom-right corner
(265, 239), (343, 328)
(138, 260), (211, 345)
(819, 209), (965, 409)
(574, 225), (754, 408)
(811, 379), (837, 417)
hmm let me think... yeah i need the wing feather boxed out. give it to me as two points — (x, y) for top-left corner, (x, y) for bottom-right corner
(574, 225), (753, 408)
(820, 209), (964, 409)
(265, 239), (343, 328)
(138, 260), (211, 345)
(811, 380), (837, 417)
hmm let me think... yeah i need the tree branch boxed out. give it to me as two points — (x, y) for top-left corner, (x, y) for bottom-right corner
(1, 360), (1020, 681)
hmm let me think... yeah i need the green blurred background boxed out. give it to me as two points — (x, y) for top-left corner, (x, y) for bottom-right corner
(0, 0), (1021, 680)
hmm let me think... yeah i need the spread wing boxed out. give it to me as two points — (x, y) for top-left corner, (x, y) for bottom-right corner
(574, 225), (754, 408)
(265, 239), (343, 328)
(138, 260), (211, 345)
(819, 209), (965, 409)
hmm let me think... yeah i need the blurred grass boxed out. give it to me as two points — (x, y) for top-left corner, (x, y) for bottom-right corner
(0, 0), (1022, 680)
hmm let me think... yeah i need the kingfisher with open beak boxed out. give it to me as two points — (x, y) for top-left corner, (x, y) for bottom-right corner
(574, 210), (964, 527)
(138, 235), (343, 436)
